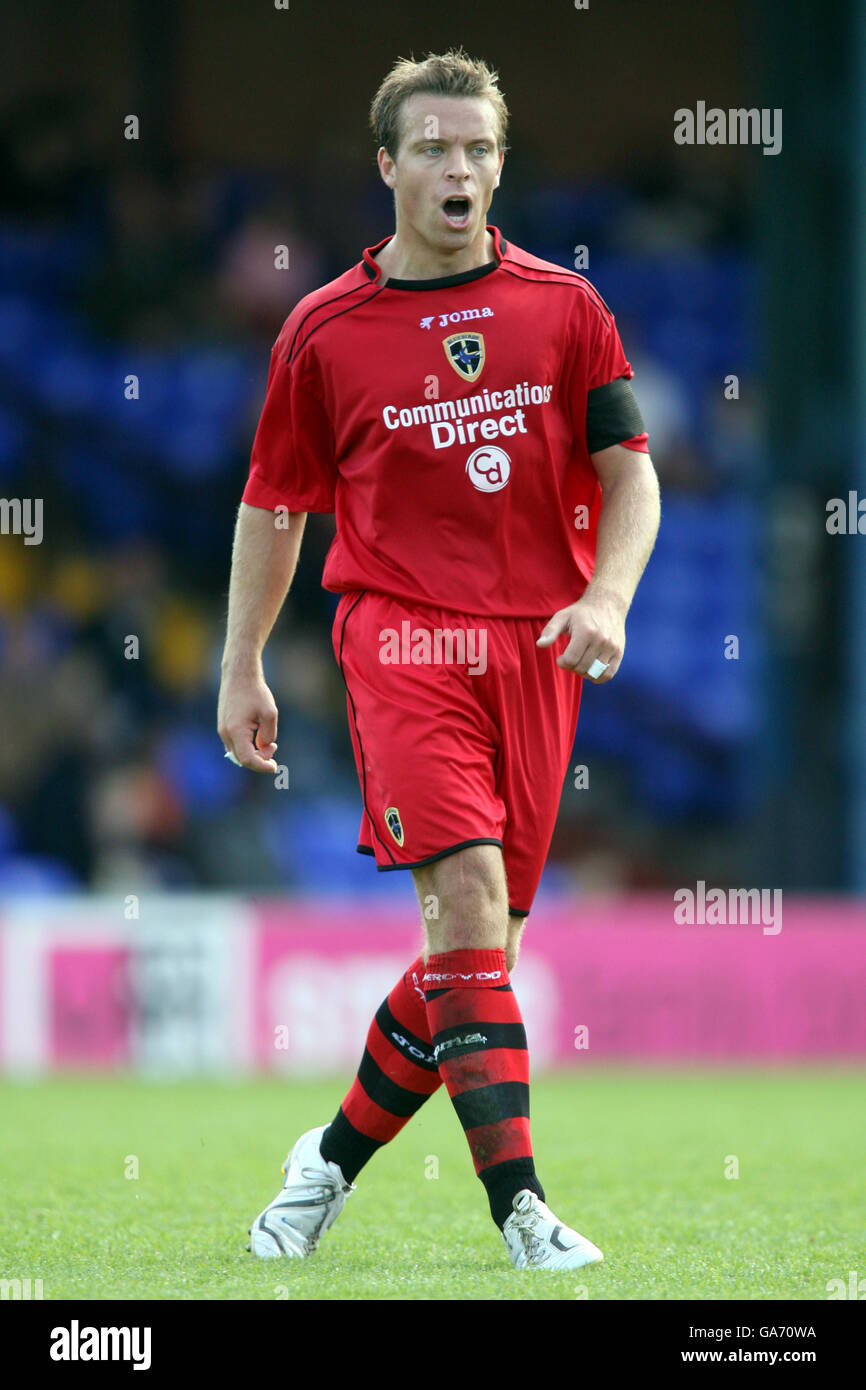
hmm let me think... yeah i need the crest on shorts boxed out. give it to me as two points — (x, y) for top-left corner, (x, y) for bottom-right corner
(384, 805), (404, 847)
(443, 332), (485, 381)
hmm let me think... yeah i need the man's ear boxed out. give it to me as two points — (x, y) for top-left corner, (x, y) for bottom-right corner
(494, 150), (504, 189)
(378, 145), (396, 190)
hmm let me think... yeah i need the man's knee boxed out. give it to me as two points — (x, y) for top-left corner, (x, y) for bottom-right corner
(414, 844), (508, 948)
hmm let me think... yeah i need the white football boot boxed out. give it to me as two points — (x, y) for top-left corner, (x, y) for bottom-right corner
(248, 1124), (354, 1259)
(502, 1189), (604, 1270)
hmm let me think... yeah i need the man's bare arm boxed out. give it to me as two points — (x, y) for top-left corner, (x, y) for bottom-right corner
(582, 444), (661, 617)
(218, 503), (308, 771)
(537, 444), (660, 682)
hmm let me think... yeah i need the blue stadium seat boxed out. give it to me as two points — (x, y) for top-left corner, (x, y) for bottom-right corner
(263, 796), (406, 899)
(0, 403), (27, 475)
(0, 801), (20, 860)
(0, 224), (93, 300)
(0, 854), (80, 893)
(156, 725), (245, 813)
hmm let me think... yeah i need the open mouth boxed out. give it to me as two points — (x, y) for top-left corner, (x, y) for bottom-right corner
(441, 196), (472, 229)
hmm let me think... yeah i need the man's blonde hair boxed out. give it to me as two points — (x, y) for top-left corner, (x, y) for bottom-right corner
(369, 47), (509, 160)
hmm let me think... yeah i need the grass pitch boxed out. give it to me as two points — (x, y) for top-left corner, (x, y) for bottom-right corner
(0, 1068), (863, 1300)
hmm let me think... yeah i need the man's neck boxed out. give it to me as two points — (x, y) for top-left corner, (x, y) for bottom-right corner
(375, 228), (495, 283)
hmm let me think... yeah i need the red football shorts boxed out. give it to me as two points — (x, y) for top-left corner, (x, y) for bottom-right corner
(331, 589), (583, 916)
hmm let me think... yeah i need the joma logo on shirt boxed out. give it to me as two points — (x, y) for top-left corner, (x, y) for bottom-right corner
(419, 308), (494, 329)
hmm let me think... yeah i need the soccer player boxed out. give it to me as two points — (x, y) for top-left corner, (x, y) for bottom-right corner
(217, 48), (660, 1271)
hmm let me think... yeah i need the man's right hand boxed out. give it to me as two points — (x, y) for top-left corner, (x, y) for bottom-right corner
(217, 667), (280, 774)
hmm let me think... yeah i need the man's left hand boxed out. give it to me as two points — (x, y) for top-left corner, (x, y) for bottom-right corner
(536, 589), (627, 682)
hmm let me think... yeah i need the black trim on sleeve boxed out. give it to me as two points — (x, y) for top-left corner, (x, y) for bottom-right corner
(586, 376), (645, 454)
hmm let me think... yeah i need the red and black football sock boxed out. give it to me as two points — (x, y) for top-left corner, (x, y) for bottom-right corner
(423, 947), (545, 1230)
(319, 953), (441, 1183)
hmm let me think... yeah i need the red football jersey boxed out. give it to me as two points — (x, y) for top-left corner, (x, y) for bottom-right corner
(242, 224), (649, 617)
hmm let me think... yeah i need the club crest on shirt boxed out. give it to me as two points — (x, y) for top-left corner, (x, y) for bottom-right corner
(443, 332), (485, 382)
(384, 805), (404, 846)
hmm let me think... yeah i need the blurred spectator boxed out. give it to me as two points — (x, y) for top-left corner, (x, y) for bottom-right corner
(215, 198), (328, 340)
(77, 168), (211, 344)
(0, 89), (103, 225)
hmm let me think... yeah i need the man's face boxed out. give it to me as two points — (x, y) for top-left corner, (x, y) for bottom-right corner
(378, 94), (504, 252)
